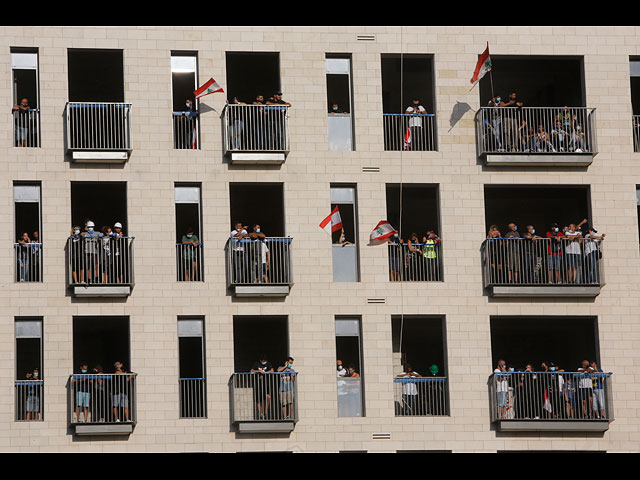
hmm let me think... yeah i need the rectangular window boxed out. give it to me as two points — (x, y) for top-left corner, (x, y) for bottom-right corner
(14, 182), (42, 283)
(15, 317), (43, 421)
(326, 54), (354, 151)
(330, 185), (360, 282)
(175, 184), (203, 282)
(336, 316), (364, 417)
(172, 52), (200, 149)
(11, 48), (40, 147)
(178, 317), (207, 418)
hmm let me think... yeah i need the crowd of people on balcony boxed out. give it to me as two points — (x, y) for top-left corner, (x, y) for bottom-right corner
(387, 230), (442, 282)
(481, 93), (589, 153)
(493, 359), (608, 421)
(16, 230), (41, 282)
(486, 219), (605, 285)
(69, 220), (129, 285)
(246, 355), (297, 421)
(230, 222), (273, 284)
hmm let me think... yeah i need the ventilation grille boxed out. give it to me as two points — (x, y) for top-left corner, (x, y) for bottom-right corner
(372, 433), (391, 440)
(362, 166), (380, 173)
(367, 298), (386, 304)
(356, 35), (376, 42)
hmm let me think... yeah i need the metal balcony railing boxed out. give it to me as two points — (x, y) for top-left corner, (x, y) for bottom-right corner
(179, 378), (207, 419)
(222, 104), (290, 153)
(68, 373), (137, 424)
(393, 377), (449, 416)
(633, 115), (640, 152)
(475, 107), (597, 155)
(65, 102), (132, 151)
(13, 109), (40, 147)
(230, 372), (298, 423)
(225, 237), (293, 287)
(481, 237), (604, 288)
(388, 242), (443, 282)
(14, 243), (43, 283)
(383, 113), (437, 151)
(489, 371), (613, 422)
(15, 380), (44, 421)
(67, 236), (135, 287)
(172, 112), (199, 149)
(176, 243), (204, 282)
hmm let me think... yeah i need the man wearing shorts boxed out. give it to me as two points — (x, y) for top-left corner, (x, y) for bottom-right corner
(577, 360), (595, 419)
(546, 223), (565, 283)
(277, 357), (296, 420)
(74, 363), (91, 422)
(112, 361), (131, 422)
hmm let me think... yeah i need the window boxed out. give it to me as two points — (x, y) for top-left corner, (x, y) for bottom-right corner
(15, 317), (43, 421)
(175, 184), (203, 282)
(14, 182), (42, 282)
(326, 54), (354, 151)
(172, 52), (200, 149)
(330, 185), (360, 282)
(11, 48), (40, 147)
(336, 316), (364, 417)
(178, 317), (207, 418)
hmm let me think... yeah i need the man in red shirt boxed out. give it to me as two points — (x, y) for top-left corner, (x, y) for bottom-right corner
(546, 223), (565, 284)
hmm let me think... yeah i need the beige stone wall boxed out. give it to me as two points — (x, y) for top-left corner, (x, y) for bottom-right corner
(0, 26), (638, 452)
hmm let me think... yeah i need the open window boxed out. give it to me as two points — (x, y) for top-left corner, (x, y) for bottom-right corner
(66, 49), (131, 161)
(330, 185), (360, 282)
(391, 315), (449, 416)
(326, 54), (354, 151)
(230, 316), (296, 432)
(335, 316), (364, 417)
(175, 184), (203, 282)
(11, 48), (40, 147)
(385, 184), (442, 282)
(70, 316), (136, 434)
(178, 317), (207, 419)
(381, 53), (437, 151)
(172, 52), (200, 149)
(15, 317), (43, 421)
(14, 182), (42, 282)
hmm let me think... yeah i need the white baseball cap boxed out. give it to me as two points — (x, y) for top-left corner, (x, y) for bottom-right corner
(86, 221), (95, 227)
(114, 222), (122, 228)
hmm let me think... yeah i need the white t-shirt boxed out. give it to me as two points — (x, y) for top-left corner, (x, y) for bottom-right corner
(406, 105), (426, 127)
(399, 372), (420, 395)
(260, 241), (270, 264)
(494, 368), (509, 392)
(578, 368), (593, 389)
(230, 229), (248, 251)
(583, 233), (598, 255)
(565, 230), (581, 254)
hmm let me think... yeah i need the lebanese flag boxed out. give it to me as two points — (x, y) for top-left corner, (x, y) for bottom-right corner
(543, 389), (552, 413)
(319, 206), (343, 235)
(194, 78), (224, 100)
(470, 43), (492, 90)
(369, 221), (397, 246)
(403, 127), (411, 150)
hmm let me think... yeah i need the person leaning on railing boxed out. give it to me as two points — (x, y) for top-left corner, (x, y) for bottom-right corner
(405, 99), (427, 151)
(277, 357), (296, 420)
(249, 224), (270, 284)
(181, 227), (200, 282)
(422, 230), (441, 281)
(486, 225), (503, 283)
(545, 223), (565, 284)
(12, 97), (32, 147)
(406, 233), (423, 281)
(582, 225), (605, 284)
(17, 232), (32, 282)
(396, 364), (422, 416)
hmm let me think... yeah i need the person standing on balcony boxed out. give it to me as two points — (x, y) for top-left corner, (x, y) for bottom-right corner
(91, 365), (106, 423)
(73, 363), (91, 423)
(100, 226), (113, 284)
(252, 95), (267, 150)
(26, 367), (41, 421)
(422, 230), (441, 281)
(564, 224), (583, 284)
(266, 92), (291, 150)
(112, 361), (131, 423)
(82, 221), (101, 284)
(486, 225), (503, 283)
(504, 223), (522, 283)
(277, 357), (296, 420)
(577, 360), (595, 419)
(12, 97), (33, 147)
(583, 225), (605, 284)
(17, 232), (31, 282)
(387, 233), (403, 282)
(406, 232), (423, 281)
(523, 225), (543, 284)
(500, 92), (524, 152)
(181, 99), (199, 149)
(397, 364), (422, 416)
(112, 222), (126, 284)
(250, 355), (274, 420)
(227, 97), (246, 150)
(181, 227), (200, 282)
(494, 359), (510, 420)
(30, 231), (41, 282)
(590, 361), (606, 419)
(405, 99), (427, 151)
(486, 96), (504, 151)
(249, 224), (270, 283)
(70, 226), (84, 284)
(546, 223), (565, 284)
(230, 222), (249, 283)
(563, 370), (577, 419)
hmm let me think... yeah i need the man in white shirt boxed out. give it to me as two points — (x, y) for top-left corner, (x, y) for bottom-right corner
(405, 100), (427, 150)
(230, 222), (248, 283)
(494, 359), (509, 419)
(397, 364), (422, 416)
(564, 224), (582, 284)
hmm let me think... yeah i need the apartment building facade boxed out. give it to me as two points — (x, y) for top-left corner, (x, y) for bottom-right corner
(1, 25), (639, 452)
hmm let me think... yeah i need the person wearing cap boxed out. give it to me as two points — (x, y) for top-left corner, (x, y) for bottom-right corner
(427, 364), (444, 415)
(546, 223), (565, 284)
(111, 222), (125, 283)
(181, 98), (199, 149)
(583, 224), (605, 283)
(82, 221), (101, 284)
(100, 225), (113, 284)
(397, 364), (422, 415)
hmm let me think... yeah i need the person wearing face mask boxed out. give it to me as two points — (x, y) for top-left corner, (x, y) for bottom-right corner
(494, 359), (509, 419)
(70, 226), (84, 284)
(181, 98), (199, 149)
(571, 123), (586, 152)
(564, 223), (583, 284)
(329, 103), (347, 115)
(17, 232), (31, 282)
(524, 225), (543, 284)
(546, 223), (565, 284)
(336, 359), (347, 377)
(387, 232), (403, 281)
(504, 223), (521, 283)
(181, 227), (200, 282)
(249, 224), (270, 283)
(73, 362), (91, 423)
(405, 99), (427, 151)
(277, 357), (296, 419)
(422, 230), (441, 281)
(82, 221), (102, 284)
(26, 367), (42, 421)
(250, 355), (274, 420)
(111, 222), (127, 284)
(486, 96), (504, 150)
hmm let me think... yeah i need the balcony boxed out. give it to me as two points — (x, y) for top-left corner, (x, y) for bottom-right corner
(64, 102), (132, 163)
(13, 109), (40, 148)
(393, 377), (449, 416)
(221, 104), (290, 164)
(489, 371), (613, 432)
(15, 380), (44, 421)
(66, 236), (135, 297)
(383, 113), (437, 151)
(68, 373), (137, 435)
(14, 243), (43, 283)
(176, 243), (204, 282)
(229, 372), (298, 433)
(388, 242), (442, 282)
(172, 112), (200, 150)
(225, 237), (293, 297)
(475, 107), (597, 166)
(481, 238), (604, 297)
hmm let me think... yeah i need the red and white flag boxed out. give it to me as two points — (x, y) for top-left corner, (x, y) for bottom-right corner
(470, 43), (492, 90)
(403, 127), (411, 150)
(543, 389), (552, 413)
(194, 78), (224, 100)
(368, 220), (397, 246)
(319, 206), (343, 236)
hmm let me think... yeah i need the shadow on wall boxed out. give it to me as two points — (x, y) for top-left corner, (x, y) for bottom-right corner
(448, 101), (473, 132)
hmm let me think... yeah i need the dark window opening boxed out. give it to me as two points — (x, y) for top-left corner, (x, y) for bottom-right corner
(385, 184), (440, 239)
(15, 202), (40, 242)
(381, 54), (435, 114)
(179, 337), (204, 378)
(232, 316), (288, 372)
(13, 69), (38, 109)
(225, 52), (281, 104)
(70, 182), (128, 233)
(484, 185), (591, 235)
(173, 72), (196, 111)
(68, 49), (124, 102)
(631, 77), (640, 116)
(331, 202), (355, 244)
(175, 203), (201, 243)
(229, 183), (285, 237)
(326, 73), (351, 114)
(392, 316), (446, 377)
(479, 56), (585, 107)
(490, 316), (599, 372)
(72, 316), (130, 373)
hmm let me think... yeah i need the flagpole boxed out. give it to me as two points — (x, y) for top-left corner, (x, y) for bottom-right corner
(489, 69), (496, 102)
